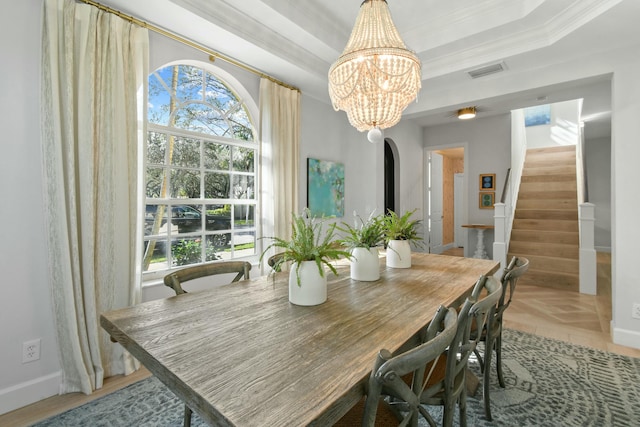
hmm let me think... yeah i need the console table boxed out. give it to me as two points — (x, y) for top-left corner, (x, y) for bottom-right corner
(462, 224), (495, 259)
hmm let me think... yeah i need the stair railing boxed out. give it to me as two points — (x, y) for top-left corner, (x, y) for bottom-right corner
(494, 110), (527, 271)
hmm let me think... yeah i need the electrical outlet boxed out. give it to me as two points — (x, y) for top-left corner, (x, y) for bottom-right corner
(22, 339), (41, 363)
(633, 303), (640, 320)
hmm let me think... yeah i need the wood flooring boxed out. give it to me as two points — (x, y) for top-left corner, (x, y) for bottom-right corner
(1, 250), (639, 426)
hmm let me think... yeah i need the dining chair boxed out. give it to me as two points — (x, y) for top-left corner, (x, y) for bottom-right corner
(163, 260), (251, 427)
(409, 275), (502, 427)
(163, 260), (251, 295)
(267, 252), (285, 272)
(334, 305), (458, 427)
(473, 256), (529, 420)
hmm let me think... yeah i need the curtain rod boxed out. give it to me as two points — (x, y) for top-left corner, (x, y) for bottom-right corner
(78, 0), (300, 92)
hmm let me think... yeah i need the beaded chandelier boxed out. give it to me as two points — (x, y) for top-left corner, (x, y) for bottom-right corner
(328, 0), (422, 134)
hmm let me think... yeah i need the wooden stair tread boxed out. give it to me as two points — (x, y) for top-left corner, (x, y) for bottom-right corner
(508, 253), (579, 274)
(521, 174), (577, 183)
(509, 241), (579, 258)
(512, 218), (579, 232)
(519, 181), (577, 192)
(510, 229), (579, 245)
(516, 199), (577, 209)
(514, 209), (578, 220)
(518, 190), (577, 200)
(517, 270), (579, 291)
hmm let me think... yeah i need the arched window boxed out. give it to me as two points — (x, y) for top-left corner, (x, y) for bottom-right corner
(143, 64), (257, 275)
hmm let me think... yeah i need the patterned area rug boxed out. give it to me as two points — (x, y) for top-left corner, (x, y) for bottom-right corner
(34, 329), (640, 426)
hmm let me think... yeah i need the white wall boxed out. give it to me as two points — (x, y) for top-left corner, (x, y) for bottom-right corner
(299, 96), (384, 223)
(610, 57), (640, 348)
(0, 0), (63, 415)
(524, 100), (581, 149)
(585, 136), (612, 251)
(423, 115), (511, 258)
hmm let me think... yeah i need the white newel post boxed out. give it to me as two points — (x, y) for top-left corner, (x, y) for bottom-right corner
(493, 202), (507, 272)
(579, 203), (597, 295)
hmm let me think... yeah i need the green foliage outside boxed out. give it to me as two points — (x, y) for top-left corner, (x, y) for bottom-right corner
(172, 239), (221, 266)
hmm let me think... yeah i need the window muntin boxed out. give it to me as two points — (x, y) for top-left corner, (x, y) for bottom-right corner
(143, 64), (257, 276)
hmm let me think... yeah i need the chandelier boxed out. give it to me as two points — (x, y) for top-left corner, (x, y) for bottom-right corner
(328, 0), (421, 135)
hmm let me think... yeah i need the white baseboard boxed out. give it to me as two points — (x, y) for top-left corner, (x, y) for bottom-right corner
(611, 325), (640, 350)
(0, 371), (61, 415)
(595, 246), (612, 253)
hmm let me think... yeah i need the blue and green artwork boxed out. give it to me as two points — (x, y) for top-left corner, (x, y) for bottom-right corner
(307, 158), (344, 217)
(524, 104), (551, 127)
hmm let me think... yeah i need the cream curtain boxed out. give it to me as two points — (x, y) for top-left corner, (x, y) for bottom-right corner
(41, 0), (148, 394)
(259, 79), (301, 265)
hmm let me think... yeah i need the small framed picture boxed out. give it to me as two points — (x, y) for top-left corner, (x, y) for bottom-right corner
(479, 173), (496, 191)
(479, 192), (495, 209)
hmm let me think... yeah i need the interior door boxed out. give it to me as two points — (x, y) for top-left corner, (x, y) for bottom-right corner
(428, 152), (444, 254)
(454, 173), (464, 247)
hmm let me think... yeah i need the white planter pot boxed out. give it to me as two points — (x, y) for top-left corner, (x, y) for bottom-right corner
(289, 261), (327, 306)
(350, 247), (380, 281)
(387, 240), (412, 268)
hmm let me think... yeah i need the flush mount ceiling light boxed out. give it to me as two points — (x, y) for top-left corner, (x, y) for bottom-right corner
(328, 0), (422, 134)
(457, 107), (477, 120)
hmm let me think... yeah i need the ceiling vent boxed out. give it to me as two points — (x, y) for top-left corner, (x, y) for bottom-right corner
(467, 62), (506, 79)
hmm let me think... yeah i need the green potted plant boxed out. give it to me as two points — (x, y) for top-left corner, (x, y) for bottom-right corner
(382, 209), (423, 268)
(337, 211), (384, 281)
(261, 208), (350, 306)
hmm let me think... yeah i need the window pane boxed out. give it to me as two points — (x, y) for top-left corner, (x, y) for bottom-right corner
(232, 175), (255, 200)
(170, 169), (201, 198)
(142, 238), (169, 272)
(146, 167), (165, 198)
(175, 65), (203, 104)
(171, 204), (203, 234)
(174, 102), (229, 136)
(147, 132), (167, 165)
(204, 172), (230, 198)
(171, 237), (204, 267)
(144, 204), (170, 236)
(204, 142), (230, 170)
(205, 204), (231, 232)
(172, 137), (200, 168)
(234, 204), (255, 227)
(234, 230), (256, 258)
(232, 147), (254, 172)
(229, 107), (254, 141)
(204, 71), (235, 106)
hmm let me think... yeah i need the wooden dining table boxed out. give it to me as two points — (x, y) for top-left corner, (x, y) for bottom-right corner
(101, 252), (499, 426)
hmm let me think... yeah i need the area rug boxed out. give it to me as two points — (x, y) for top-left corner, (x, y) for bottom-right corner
(33, 329), (640, 426)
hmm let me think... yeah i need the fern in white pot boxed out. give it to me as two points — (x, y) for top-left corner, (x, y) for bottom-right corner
(382, 209), (423, 268)
(261, 209), (350, 305)
(337, 211), (384, 281)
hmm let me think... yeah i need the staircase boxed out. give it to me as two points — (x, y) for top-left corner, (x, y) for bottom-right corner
(508, 146), (579, 290)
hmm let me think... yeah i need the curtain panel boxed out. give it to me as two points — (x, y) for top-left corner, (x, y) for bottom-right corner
(41, 0), (148, 394)
(259, 79), (301, 270)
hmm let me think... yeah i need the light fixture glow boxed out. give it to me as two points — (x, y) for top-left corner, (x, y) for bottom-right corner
(328, 0), (422, 133)
(457, 107), (477, 120)
(367, 127), (384, 144)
